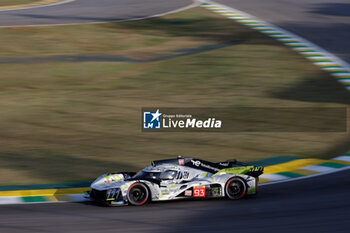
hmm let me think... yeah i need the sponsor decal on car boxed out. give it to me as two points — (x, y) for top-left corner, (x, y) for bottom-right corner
(183, 171), (189, 179)
(178, 159), (185, 165)
(185, 190), (192, 196)
(190, 159), (221, 172)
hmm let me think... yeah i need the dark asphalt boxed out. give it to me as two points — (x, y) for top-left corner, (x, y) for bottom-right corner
(0, 168), (349, 233)
(0, 0), (349, 63)
(216, 0), (350, 63)
(0, 0), (194, 26)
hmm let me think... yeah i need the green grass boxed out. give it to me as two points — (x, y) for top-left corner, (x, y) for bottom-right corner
(0, 8), (349, 185)
(0, 0), (40, 7)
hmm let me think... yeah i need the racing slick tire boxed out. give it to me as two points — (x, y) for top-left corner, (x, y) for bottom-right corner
(127, 182), (150, 206)
(225, 177), (247, 200)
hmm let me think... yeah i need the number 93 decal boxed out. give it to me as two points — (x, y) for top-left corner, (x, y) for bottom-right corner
(193, 186), (206, 197)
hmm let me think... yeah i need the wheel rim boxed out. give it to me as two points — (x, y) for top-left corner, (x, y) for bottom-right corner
(131, 188), (145, 202)
(128, 184), (148, 205)
(226, 179), (246, 199)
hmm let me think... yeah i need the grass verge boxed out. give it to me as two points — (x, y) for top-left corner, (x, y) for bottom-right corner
(0, 8), (349, 185)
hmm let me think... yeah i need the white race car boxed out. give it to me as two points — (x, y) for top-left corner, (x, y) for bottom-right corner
(86, 156), (264, 206)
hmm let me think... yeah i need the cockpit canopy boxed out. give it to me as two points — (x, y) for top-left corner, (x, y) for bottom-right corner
(133, 170), (178, 181)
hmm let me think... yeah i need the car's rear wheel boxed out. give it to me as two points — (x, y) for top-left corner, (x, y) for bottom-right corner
(127, 183), (149, 206)
(225, 177), (247, 200)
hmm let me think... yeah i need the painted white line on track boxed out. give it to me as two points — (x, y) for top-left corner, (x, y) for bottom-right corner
(338, 79), (350, 83)
(0, 1), (200, 28)
(0, 197), (21, 204)
(332, 155), (350, 162)
(0, 0), (76, 12)
(332, 73), (350, 76)
(260, 174), (289, 181)
(300, 165), (336, 172)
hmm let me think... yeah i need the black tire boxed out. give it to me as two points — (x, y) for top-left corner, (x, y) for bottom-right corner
(127, 183), (150, 206)
(225, 177), (247, 200)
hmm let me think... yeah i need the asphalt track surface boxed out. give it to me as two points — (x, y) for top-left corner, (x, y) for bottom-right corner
(0, 169), (349, 233)
(0, 0), (349, 63)
(1, 1), (349, 232)
(0, 0), (194, 26)
(216, 0), (350, 63)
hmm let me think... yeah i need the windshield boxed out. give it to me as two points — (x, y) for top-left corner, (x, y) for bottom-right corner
(132, 170), (178, 180)
(133, 171), (161, 180)
(160, 170), (177, 180)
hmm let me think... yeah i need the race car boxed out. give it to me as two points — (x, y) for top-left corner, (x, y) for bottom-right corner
(86, 156), (264, 206)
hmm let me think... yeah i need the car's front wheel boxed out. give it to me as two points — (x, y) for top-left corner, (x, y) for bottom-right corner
(225, 177), (247, 200)
(127, 183), (149, 206)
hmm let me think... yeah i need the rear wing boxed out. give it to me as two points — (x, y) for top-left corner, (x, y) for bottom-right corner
(152, 156), (262, 175)
(214, 159), (250, 167)
(213, 166), (264, 177)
